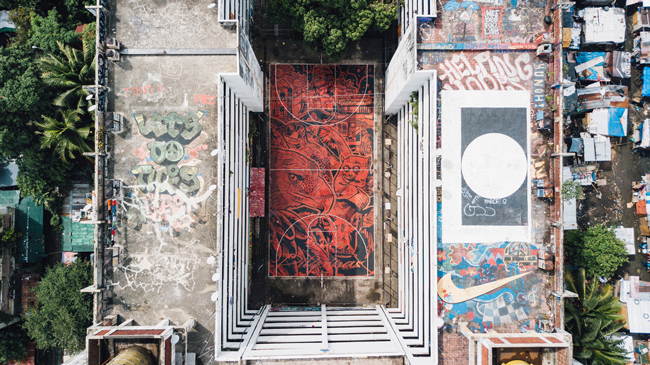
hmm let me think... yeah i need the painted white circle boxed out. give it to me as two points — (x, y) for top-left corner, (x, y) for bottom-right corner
(461, 133), (527, 200)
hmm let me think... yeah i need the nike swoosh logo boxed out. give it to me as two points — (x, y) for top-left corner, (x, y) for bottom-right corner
(437, 271), (534, 304)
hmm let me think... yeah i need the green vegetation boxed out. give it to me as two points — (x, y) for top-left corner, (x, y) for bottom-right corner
(561, 180), (585, 202)
(565, 224), (628, 279)
(0, 324), (29, 364)
(39, 38), (95, 114)
(22, 260), (93, 353)
(1, 1), (95, 217)
(565, 268), (628, 365)
(267, 0), (397, 61)
(1, 228), (23, 254)
(28, 9), (78, 54)
(37, 109), (92, 162)
(408, 92), (419, 132)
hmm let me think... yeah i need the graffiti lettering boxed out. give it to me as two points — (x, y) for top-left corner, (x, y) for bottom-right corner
(532, 63), (547, 109)
(194, 94), (216, 105)
(126, 111), (210, 236)
(131, 164), (200, 196)
(484, 198), (507, 204)
(134, 111), (204, 141)
(437, 52), (533, 91)
(147, 141), (185, 164)
(123, 84), (164, 98)
(463, 203), (496, 216)
(482, 8), (503, 38)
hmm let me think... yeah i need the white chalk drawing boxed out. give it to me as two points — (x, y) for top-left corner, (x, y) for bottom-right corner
(113, 248), (202, 293)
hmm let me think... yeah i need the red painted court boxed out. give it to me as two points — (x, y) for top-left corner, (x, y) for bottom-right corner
(269, 64), (375, 277)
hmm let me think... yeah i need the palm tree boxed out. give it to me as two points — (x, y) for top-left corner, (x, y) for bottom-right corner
(36, 109), (92, 162)
(564, 268), (628, 365)
(38, 37), (95, 114)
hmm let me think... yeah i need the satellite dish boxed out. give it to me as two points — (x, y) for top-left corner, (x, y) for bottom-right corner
(210, 149), (219, 156)
(206, 256), (216, 265)
(210, 292), (219, 302)
(86, 93), (94, 100)
(171, 334), (180, 344)
(207, 3), (217, 9)
(212, 273), (220, 282)
(88, 104), (97, 112)
(209, 184), (217, 191)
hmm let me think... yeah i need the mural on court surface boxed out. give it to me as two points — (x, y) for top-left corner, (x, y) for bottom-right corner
(269, 64), (375, 277)
(437, 237), (542, 331)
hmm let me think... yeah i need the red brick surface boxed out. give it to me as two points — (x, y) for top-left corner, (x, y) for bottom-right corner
(111, 329), (164, 336)
(505, 337), (546, 344)
(164, 337), (172, 365)
(439, 332), (469, 365)
(482, 345), (490, 365)
(249, 168), (265, 217)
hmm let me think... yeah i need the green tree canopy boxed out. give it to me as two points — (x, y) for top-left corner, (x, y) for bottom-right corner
(565, 268), (628, 365)
(565, 224), (628, 278)
(28, 9), (78, 54)
(36, 109), (92, 162)
(268, 0), (397, 61)
(0, 44), (53, 160)
(22, 260), (92, 353)
(16, 144), (73, 210)
(0, 323), (28, 364)
(39, 37), (95, 113)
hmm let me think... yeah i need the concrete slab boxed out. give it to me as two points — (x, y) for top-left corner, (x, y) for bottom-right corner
(102, 0), (242, 363)
(111, 0), (237, 50)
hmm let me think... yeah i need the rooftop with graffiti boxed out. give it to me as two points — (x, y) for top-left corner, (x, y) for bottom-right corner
(3, 0), (630, 362)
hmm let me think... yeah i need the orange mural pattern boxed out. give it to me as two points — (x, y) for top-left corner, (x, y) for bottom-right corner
(269, 64), (375, 277)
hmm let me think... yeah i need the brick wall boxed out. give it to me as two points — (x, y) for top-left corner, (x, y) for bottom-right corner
(439, 332), (470, 365)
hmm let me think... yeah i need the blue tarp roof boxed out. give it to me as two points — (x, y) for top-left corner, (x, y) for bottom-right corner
(608, 107), (627, 137)
(644, 67), (650, 97)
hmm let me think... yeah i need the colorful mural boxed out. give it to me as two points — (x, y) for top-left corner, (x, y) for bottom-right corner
(437, 235), (541, 330)
(418, 0), (545, 45)
(123, 111), (213, 236)
(269, 64), (375, 277)
(419, 50), (540, 92)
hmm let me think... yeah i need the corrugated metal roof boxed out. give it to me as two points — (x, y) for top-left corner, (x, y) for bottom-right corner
(626, 298), (650, 333)
(15, 197), (44, 264)
(62, 216), (94, 252)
